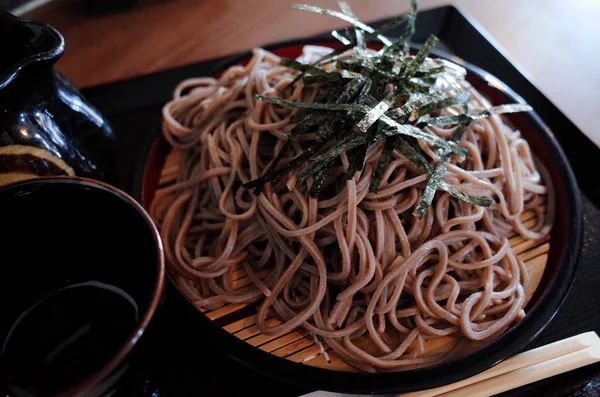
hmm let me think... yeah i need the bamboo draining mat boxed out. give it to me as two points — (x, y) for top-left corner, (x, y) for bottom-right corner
(156, 149), (550, 372)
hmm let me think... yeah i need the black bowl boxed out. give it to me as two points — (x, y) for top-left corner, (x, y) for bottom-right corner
(0, 177), (164, 397)
(136, 39), (582, 394)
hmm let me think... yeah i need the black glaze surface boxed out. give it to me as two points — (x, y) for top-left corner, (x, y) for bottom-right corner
(0, 11), (116, 180)
(77, 6), (597, 397)
(0, 178), (164, 397)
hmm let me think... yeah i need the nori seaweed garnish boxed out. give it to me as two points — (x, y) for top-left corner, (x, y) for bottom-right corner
(243, 1), (533, 211)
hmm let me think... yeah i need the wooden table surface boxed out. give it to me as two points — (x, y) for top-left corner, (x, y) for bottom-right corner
(25, 0), (600, 146)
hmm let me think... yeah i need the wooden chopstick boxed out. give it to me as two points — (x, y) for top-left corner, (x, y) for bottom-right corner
(301, 332), (600, 397)
(397, 331), (600, 397)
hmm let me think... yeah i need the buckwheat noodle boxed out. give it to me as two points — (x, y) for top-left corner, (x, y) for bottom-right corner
(151, 46), (554, 372)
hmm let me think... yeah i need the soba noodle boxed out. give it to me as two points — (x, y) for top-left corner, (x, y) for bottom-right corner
(151, 46), (554, 372)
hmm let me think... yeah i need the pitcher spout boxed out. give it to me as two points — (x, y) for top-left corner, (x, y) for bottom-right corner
(0, 10), (65, 90)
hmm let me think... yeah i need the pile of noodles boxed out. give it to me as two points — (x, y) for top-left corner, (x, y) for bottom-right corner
(150, 46), (554, 372)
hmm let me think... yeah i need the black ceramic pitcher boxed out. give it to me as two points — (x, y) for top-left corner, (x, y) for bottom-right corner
(0, 10), (115, 185)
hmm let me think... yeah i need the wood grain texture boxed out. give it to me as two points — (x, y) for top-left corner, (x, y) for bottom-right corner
(152, 149), (550, 371)
(24, 0), (600, 145)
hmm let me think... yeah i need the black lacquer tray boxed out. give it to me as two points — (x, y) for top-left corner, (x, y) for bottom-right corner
(81, 6), (600, 396)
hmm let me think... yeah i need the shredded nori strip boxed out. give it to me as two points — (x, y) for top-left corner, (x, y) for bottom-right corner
(423, 103), (533, 127)
(413, 162), (446, 218)
(367, 14), (411, 45)
(395, 136), (433, 172)
(414, 66), (445, 77)
(471, 103), (533, 119)
(370, 138), (395, 192)
(387, 95), (437, 120)
(417, 92), (472, 117)
(406, 79), (430, 94)
(450, 118), (471, 142)
(338, 2), (365, 53)
(442, 185), (493, 207)
(402, 0), (418, 54)
(303, 73), (344, 85)
(308, 160), (334, 197)
(346, 119), (383, 181)
(291, 4), (393, 46)
(420, 114), (470, 127)
(280, 58), (327, 75)
(359, 77), (373, 98)
(338, 76), (367, 102)
(346, 144), (368, 178)
(401, 35), (440, 79)
(256, 95), (369, 112)
(331, 30), (351, 45)
(382, 0), (417, 56)
(357, 90), (395, 132)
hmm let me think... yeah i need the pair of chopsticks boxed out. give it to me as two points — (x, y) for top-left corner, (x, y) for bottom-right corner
(398, 331), (600, 397)
(301, 331), (600, 397)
